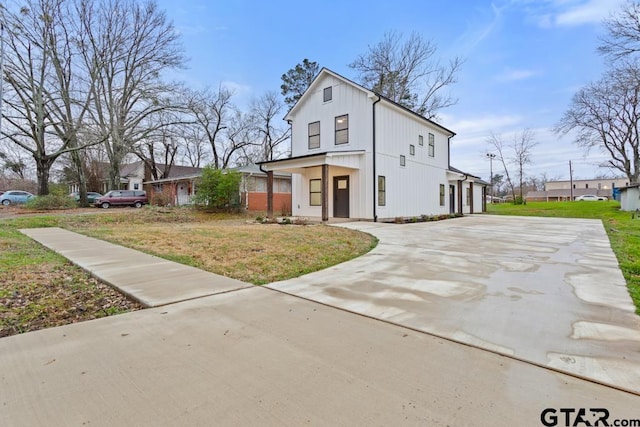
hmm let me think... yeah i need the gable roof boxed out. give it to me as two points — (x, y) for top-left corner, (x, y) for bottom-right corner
(285, 67), (455, 137)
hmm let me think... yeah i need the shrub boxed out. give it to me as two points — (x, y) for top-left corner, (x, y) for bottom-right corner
(25, 194), (77, 210)
(151, 189), (173, 207)
(194, 167), (241, 211)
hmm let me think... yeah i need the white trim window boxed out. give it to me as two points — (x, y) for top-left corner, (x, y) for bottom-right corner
(308, 121), (320, 149)
(335, 115), (348, 145)
(428, 133), (435, 157)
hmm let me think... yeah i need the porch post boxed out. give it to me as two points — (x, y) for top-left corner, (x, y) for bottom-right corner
(322, 164), (329, 223)
(267, 170), (274, 218)
(469, 182), (474, 214)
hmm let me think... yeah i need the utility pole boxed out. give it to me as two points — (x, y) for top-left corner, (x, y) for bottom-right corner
(486, 153), (496, 201)
(569, 160), (574, 201)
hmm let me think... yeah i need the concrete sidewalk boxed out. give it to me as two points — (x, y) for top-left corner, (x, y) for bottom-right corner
(3, 223), (637, 425)
(268, 216), (640, 394)
(20, 227), (252, 307)
(1, 287), (638, 426)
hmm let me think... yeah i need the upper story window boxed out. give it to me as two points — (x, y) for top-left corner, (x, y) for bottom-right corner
(409, 144), (415, 155)
(419, 135), (424, 146)
(335, 114), (348, 145)
(323, 86), (332, 102)
(428, 133), (435, 157)
(308, 121), (320, 149)
(400, 155), (406, 167)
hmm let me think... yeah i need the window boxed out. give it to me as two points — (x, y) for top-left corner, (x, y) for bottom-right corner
(466, 189), (470, 206)
(134, 183), (139, 190)
(409, 144), (415, 155)
(378, 176), (386, 206)
(308, 121), (320, 149)
(323, 86), (332, 102)
(428, 133), (435, 157)
(335, 114), (348, 145)
(310, 179), (322, 206)
(277, 179), (291, 193)
(440, 184), (445, 206)
(419, 135), (424, 146)
(400, 155), (406, 167)
(585, 183), (589, 189)
(253, 177), (266, 192)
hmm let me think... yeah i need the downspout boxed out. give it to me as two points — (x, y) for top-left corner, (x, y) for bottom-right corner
(372, 95), (381, 222)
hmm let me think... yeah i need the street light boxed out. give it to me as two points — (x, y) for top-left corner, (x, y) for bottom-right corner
(486, 153), (496, 201)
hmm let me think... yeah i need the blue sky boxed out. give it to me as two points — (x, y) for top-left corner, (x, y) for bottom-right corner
(158, 0), (625, 181)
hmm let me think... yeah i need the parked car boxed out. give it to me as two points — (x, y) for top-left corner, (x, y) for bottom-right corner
(94, 190), (148, 208)
(69, 191), (103, 204)
(575, 195), (607, 201)
(0, 190), (35, 205)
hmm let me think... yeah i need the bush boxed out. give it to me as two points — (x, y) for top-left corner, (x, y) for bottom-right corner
(194, 167), (241, 211)
(25, 194), (77, 210)
(151, 189), (173, 207)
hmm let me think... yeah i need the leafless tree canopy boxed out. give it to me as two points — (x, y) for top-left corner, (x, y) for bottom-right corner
(556, 63), (640, 183)
(0, 0), (292, 194)
(349, 31), (462, 119)
(487, 129), (537, 203)
(598, 1), (640, 60)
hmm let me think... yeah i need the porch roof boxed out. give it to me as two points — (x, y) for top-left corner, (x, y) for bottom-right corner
(258, 150), (366, 173)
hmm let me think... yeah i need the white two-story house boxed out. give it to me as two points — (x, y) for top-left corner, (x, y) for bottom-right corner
(259, 68), (487, 222)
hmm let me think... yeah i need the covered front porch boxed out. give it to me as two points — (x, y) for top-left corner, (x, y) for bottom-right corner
(259, 151), (368, 222)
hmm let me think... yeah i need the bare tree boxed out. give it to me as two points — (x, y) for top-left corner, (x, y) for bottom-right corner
(511, 129), (537, 203)
(349, 31), (462, 119)
(598, 1), (640, 60)
(78, 0), (185, 190)
(184, 85), (257, 169)
(179, 124), (210, 167)
(250, 91), (290, 162)
(1, 0), (71, 195)
(132, 111), (181, 181)
(556, 63), (640, 184)
(487, 132), (517, 202)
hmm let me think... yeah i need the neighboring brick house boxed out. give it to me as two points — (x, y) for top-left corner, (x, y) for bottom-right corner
(235, 165), (292, 214)
(145, 164), (292, 211)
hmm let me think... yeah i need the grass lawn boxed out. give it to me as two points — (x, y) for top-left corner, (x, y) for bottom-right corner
(0, 208), (378, 337)
(488, 201), (640, 313)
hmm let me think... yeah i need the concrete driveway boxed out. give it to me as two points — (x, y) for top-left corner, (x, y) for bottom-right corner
(267, 215), (640, 393)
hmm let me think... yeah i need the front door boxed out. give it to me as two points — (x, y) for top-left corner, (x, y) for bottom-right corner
(333, 176), (350, 218)
(449, 185), (455, 214)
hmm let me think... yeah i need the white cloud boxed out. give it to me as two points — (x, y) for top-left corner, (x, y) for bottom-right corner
(221, 81), (252, 97)
(454, 2), (509, 54)
(441, 113), (524, 139)
(495, 68), (539, 82)
(528, 0), (625, 28)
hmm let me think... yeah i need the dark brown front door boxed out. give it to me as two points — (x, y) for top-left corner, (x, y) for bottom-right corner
(449, 185), (455, 214)
(333, 176), (349, 218)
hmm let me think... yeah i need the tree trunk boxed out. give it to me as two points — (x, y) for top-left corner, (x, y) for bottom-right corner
(35, 157), (52, 196)
(71, 149), (89, 206)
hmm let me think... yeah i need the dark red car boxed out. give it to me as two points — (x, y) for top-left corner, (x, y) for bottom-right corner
(94, 190), (148, 208)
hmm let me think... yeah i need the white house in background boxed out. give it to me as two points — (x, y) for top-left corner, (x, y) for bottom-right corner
(259, 68), (487, 222)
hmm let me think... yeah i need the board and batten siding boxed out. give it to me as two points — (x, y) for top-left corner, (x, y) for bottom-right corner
(374, 102), (452, 219)
(290, 74), (373, 157)
(291, 162), (369, 218)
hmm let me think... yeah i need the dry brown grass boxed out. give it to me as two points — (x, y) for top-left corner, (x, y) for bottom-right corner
(1, 207), (377, 337)
(77, 217), (377, 284)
